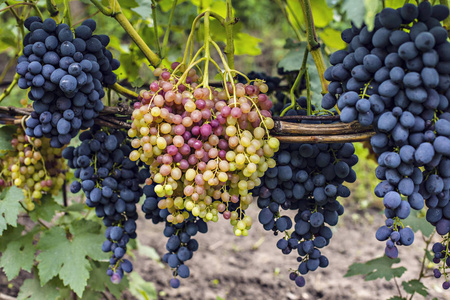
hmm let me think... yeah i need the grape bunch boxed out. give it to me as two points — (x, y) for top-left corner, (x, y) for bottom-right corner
(321, 1), (450, 287)
(128, 65), (279, 236)
(238, 71), (282, 95)
(63, 127), (146, 283)
(139, 156), (211, 288)
(255, 137), (356, 287)
(16, 17), (120, 147)
(0, 127), (66, 210)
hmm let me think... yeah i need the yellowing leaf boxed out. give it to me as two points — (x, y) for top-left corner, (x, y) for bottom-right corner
(234, 32), (262, 56)
(384, 0), (404, 9)
(286, 0), (332, 30)
(311, 0), (333, 27)
(319, 27), (347, 50)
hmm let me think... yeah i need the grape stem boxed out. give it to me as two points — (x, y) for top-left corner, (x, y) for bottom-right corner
(305, 65), (311, 116)
(203, 11), (211, 90)
(299, 0), (329, 95)
(408, 232), (435, 300)
(0, 2), (33, 14)
(285, 0), (307, 37)
(280, 49), (309, 117)
(90, 0), (161, 67)
(224, 0), (236, 70)
(393, 277), (403, 299)
(46, 0), (60, 21)
(150, 0), (162, 56)
(0, 74), (19, 103)
(110, 83), (139, 99)
(63, 0), (72, 28)
(29, 0), (45, 20)
(161, 0), (178, 59)
(3, 1), (26, 38)
(275, 0), (305, 41)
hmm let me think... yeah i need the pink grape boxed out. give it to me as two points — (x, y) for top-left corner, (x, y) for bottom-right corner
(231, 107), (242, 118)
(200, 124), (212, 136)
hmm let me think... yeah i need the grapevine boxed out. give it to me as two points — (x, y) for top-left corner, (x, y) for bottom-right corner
(0, 0), (449, 299)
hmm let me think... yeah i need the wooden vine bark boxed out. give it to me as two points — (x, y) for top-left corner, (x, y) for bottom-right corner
(0, 105), (376, 143)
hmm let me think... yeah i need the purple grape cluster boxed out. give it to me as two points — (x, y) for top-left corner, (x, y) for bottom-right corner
(16, 17), (120, 147)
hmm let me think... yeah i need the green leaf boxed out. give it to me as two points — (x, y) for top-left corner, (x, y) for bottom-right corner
(129, 271), (158, 300)
(402, 211), (435, 238)
(384, 0), (404, 9)
(402, 279), (428, 297)
(0, 229), (35, 280)
(387, 297), (406, 300)
(319, 27), (347, 50)
(0, 126), (16, 156)
(277, 42), (308, 72)
(36, 219), (109, 297)
(286, 0), (332, 29)
(234, 32), (262, 56)
(131, 0), (153, 19)
(345, 255), (407, 281)
(88, 261), (129, 299)
(310, 0), (333, 28)
(209, 0), (228, 18)
(0, 186), (24, 235)
(17, 276), (60, 300)
(364, 0), (382, 32)
(342, 0), (365, 29)
(28, 194), (61, 223)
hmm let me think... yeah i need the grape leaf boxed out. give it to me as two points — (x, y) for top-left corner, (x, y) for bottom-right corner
(28, 194), (61, 223)
(234, 32), (262, 56)
(129, 271), (158, 300)
(0, 229), (35, 280)
(286, 0), (332, 28)
(0, 126), (15, 156)
(36, 219), (109, 297)
(88, 261), (129, 299)
(131, 0), (152, 18)
(17, 276), (61, 300)
(0, 186), (24, 235)
(402, 211), (435, 238)
(387, 297), (406, 300)
(364, 0), (382, 32)
(402, 279), (428, 297)
(345, 255), (406, 281)
(342, 0), (365, 29)
(319, 27), (347, 50)
(384, 0), (404, 9)
(277, 42), (308, 72)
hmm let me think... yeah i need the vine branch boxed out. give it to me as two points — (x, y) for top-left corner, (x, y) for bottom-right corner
(299, 0), (329, 95)
(224, 0), (236, 70)
(280, 49), (308, 117)
(161, 0), (178, 59)
(0, 74), (19, 103)
(90, 0), (161, 67)
(151, 0), (162, 56)
(110, 83), (139, 99)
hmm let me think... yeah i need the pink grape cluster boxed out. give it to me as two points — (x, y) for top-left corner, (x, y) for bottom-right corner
(128, 66), (279, 235)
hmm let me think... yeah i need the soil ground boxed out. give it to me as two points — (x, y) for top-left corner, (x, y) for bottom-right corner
(135, 205), (447, 300)
(0, 204), (448, 300)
